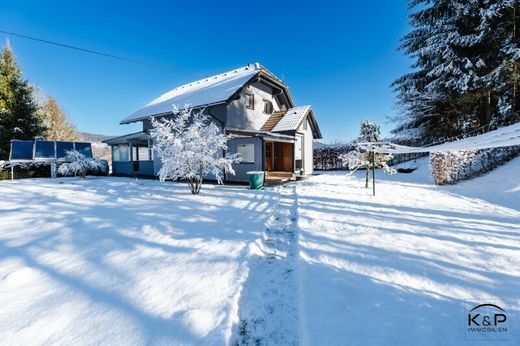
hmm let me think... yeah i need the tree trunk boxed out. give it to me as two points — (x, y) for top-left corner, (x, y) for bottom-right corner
(188, 177), (202, 194)
(478, 90), (492, 126)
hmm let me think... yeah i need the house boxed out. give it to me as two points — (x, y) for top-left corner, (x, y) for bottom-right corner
(104, 63), (322, 183)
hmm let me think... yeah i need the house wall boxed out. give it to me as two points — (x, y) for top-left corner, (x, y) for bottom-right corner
(297, 117), (315, 175)
(226, 136), (263, 182)
(226, 81), (283, 131)
(112, 160), (154, 176)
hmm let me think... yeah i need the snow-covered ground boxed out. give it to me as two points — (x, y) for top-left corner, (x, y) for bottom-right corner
(0, 178), (278, 345)
(0, 157), (519, 345)
(300, 158), (520, 345)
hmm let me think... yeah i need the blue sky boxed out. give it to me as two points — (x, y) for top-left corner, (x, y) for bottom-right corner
(0, 0), (411, 142)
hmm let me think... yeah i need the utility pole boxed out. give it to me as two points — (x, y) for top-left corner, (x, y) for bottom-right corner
(372, 151), (376, 196)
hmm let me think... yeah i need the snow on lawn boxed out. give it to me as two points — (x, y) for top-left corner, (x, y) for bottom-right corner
(0, 177), (278, 345)
(299, 158), (520, 345)
(1, 157), (519, 346)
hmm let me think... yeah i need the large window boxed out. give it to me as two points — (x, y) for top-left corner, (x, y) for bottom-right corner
(236, 143), (255, 163)
(112, 144), (129, 162)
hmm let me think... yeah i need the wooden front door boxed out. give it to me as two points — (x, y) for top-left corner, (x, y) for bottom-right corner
(273, 142), (294, 172)
(265, 142), (273, 172)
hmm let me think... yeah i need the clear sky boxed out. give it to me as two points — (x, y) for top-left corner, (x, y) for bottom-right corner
(0, 0), (411, 142)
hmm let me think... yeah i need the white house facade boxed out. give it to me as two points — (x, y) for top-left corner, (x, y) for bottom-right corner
(104, 63), (322, 183)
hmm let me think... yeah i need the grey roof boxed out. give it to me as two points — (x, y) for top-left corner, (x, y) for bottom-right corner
(120, 64), (262, 124)
(103, 131), (150, 145)
(271, 106), (311, 132)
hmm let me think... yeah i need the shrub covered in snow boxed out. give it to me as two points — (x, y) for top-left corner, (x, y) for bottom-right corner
(58, 150), (105, 179)
(151, 106), (240, 194)
(430, 146), (520, 185)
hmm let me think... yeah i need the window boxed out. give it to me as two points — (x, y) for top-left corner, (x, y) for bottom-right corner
(112, 144), (129, 161)
(138, 146), (150, 161)
(303, 119), (308, 130)
(112, 146), (120, 161)
(263, 99), (273, 114)
(130, 146), (150, 161)
(245, 92), (254, 109)
(295, 136), (303, 160)
(236, 143), (255, 163)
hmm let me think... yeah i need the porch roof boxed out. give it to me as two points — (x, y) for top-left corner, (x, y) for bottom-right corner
(103, 131), (151, 145)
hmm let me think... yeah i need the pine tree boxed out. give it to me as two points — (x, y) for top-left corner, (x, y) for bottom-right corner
(392, 0), (520, 144)
(42, 96), (79, 141)
(0, 41), (45, 159)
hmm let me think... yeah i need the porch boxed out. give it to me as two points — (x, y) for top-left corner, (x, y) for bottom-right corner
(263, 134), (304, 182)
(104, 131), (155, 177)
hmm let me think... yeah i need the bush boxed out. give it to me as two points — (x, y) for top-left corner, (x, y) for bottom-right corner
(57, 150), (105, 179)
(430, 146), (520, 185)
(0, 156), (108, 181)
(0, 161), (52, 180)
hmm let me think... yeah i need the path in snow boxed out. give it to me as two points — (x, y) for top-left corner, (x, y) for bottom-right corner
(297, 160), (520, 345)
(233, 184), (300, 346)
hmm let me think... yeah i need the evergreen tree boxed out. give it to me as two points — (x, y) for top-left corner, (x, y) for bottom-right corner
(0, 41), (45, 159)
(42, 96), (79, 141)
(392, 0), (520, 144)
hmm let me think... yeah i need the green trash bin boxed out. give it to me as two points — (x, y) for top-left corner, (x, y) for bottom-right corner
(247, 171), (265, 190)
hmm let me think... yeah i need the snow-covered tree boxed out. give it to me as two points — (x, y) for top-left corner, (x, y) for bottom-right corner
(58, 150), (104, 179)
(392, 1), (520, 144)
(340, 120), (396, 188)
(150, 106), (240, 194)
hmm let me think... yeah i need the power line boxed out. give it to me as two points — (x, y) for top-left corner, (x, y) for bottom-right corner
(0, 29), (205, 77)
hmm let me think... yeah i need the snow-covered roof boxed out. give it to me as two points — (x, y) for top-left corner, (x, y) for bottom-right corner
(271, 106), (311, 132)
(120, 64), (262, 124)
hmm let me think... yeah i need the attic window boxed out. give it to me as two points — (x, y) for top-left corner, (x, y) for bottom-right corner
(263, 99), (273, 114)
(245, 92), (254, 109)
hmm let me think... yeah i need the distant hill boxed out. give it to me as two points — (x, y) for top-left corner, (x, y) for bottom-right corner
(78, 132), (113, 143)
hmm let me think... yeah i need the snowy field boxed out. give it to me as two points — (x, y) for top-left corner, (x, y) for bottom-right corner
(0, 178), (278, 345)
(0, 157), (519, 345)
(300, 158), (520, 345)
